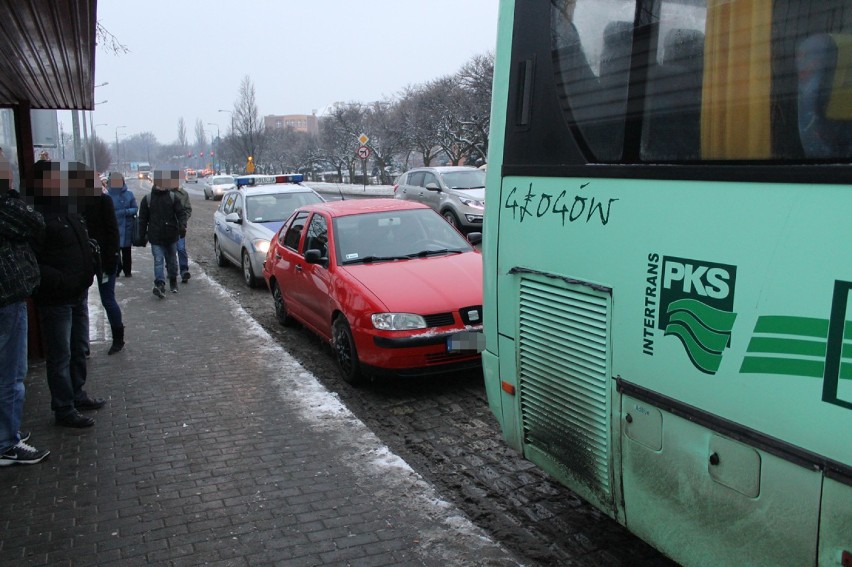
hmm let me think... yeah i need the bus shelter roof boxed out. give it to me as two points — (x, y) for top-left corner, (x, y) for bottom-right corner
(0, 0), (96, 110)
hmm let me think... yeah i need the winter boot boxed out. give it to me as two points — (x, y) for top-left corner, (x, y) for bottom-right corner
(108, 325), (125, 355)
(153, 280), (165, 299)
(169, 277), (179, 293)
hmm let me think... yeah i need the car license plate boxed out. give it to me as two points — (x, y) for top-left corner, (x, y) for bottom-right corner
(447, 331), (485, 353)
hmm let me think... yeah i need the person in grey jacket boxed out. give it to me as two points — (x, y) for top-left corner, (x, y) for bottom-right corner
(0, 153), (50, 464)
(172, 182), (192, 283)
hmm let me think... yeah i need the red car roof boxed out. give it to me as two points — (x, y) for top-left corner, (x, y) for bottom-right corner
(299, 198), (429, 218)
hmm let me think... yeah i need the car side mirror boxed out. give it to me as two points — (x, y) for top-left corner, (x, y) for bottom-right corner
(304, 249), (328, 267)
(467, 232), (482, 245)
(225, 212), (241, 224)
(424, 182), (441, 191)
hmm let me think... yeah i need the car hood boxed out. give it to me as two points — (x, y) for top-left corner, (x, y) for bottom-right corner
(449, 187), (485, 201)
(249, 221), (284, 239)
(341, 252), (482, 314)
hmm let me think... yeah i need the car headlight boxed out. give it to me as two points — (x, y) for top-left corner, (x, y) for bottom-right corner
(252, 239), (270, 254)
(459, 197), (485, 209)
(371, 313), (427, 330)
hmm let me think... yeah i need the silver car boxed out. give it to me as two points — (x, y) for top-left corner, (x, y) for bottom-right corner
(204, 174), (236, 201)
(213, 184), (324, 287)
(393, 166), (486, 232)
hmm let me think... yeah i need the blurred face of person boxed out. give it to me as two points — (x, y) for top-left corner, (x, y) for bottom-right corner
(0, 155), (12, 193)
(154, 170), (180, 190)
(34, 164), (64, 197)
(109, 173), (124, 189)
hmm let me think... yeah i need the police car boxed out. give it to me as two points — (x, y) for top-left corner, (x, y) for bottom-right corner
(212, 174), (324, 287)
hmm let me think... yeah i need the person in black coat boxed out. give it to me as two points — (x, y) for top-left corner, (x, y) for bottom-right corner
(81, 173), (125, 355)
(138, 170), (188, 297)
(31, 161), (105, 429)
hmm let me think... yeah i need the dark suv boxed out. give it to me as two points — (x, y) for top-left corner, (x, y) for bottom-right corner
(393, 166), (485, 232)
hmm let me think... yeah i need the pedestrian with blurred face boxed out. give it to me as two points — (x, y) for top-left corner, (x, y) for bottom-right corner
(79, 167), (125, 355)
(106, 172), (137, 277)
(137, 170), (188, 298)
(30, 161), (105, 428)
(0, 154), (50, 464)
(172, 180), (192, 283)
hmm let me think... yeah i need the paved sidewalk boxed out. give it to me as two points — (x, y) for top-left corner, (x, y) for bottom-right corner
(0, 250), (523, 566)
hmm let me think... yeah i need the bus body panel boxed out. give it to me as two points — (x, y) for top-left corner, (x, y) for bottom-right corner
(622, 395), (822, 567)
(483, 1), (852, 564)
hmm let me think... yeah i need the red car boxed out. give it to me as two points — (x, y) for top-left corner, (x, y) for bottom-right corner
(263, 199), (484, 384)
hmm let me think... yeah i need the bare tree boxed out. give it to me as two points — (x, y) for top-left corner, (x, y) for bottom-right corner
(364, 100), (406, 184)
(93, 137), (112, 172)
(229, 75), (265, 169)
(96, 22), (129, 55)
(319, 102), (367, 182)
(177, 117), (187, 151)
(194, 118), (208, 151)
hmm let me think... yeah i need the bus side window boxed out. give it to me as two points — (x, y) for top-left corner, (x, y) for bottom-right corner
(796, 33), (852, 159)
(642, 28), (705, 161)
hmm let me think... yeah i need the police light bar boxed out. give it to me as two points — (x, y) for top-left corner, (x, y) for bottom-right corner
(235, 173), (304, 188)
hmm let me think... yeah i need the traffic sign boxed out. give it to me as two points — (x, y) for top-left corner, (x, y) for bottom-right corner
(358, 133), (369, 145)
(245, 160), (255, 173)
(357, 145), (371, 160)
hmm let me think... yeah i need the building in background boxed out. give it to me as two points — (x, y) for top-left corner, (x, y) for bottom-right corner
(263, 113), (318, 136)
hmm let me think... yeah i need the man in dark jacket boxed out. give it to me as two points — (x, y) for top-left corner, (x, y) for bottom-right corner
(173, 182), (192, 283)
(138, 170), (188, 297)
(31, 161), (105, 429)
(0, 154), (50, 463)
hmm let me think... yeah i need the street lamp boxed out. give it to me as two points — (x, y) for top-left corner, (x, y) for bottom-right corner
(115, 125), (126, 169)
(207, 122), (220, 172)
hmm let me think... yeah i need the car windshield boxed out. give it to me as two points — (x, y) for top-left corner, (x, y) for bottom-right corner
(335, 209), (473, 265)
(213, 176), (234, 185)
(246, 192), (323, 223)
(439, 170), (486, 190)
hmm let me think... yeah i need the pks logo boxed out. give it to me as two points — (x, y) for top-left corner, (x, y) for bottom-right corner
(659, 256), (738, 374)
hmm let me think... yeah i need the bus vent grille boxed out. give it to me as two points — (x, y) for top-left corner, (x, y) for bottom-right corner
(518, 275), (611, 498)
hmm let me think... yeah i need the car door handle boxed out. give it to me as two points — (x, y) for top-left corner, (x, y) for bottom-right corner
(274, 252), (281, 260)
(295, 264), (302, 272)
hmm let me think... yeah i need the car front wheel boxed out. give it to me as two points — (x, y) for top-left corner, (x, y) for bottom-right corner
(214, 237), (227, 267)
(271, 281), (293, 326)
(204, 190), (210, 200)
(332, 316), (362, 385)
(242, 250), (258, 288)
(442, 210), (460, 228)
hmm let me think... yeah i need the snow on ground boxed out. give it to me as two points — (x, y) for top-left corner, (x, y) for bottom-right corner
(304, 181), (394, 197)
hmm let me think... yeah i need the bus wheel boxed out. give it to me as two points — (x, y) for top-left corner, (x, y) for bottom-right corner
(332, 316), (362, 386)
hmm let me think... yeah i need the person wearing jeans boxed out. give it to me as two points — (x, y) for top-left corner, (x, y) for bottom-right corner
(31, 160), (105, 429)
(172, 183), (192, 283)
(0, 153), (50, 464)
(82, 181), (124, 354)
(138, 170), (188, 298)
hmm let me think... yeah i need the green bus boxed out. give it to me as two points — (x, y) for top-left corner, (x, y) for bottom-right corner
(482, 1), (852, 566)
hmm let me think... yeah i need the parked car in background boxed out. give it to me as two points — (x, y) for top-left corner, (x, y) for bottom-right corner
(204, 174), (236, 200)
(213, 180), (324, 287)
(393, 166), (486, 232)
(263, 199), (484, 384)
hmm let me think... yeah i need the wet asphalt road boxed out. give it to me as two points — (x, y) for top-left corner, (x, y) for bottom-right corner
(131, 178), (674, 566)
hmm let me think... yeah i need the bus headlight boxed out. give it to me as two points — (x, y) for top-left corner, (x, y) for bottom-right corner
(371, 313), (427, 330)
(252, 239), (270, 254)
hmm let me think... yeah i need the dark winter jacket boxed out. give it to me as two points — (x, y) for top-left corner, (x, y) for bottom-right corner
(0, 192), (44, 307)
(107, 183), (138, 247)
(138, 186), (188, 245)
(172, 187), (192, 220)
(31, 199), (95, 305)
(83, 193), (120, 277)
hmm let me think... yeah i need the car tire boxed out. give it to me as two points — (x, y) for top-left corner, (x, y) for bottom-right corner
(214, 236), (228, 267)
(442, 210), (461, 228)
(271, 281), (293, 326)
(242, 249), (258, 288)
(204, 190), (210, 200)
(332, 316), (362, 386)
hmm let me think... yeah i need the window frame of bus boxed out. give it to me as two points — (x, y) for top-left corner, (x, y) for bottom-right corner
(500, 0), (852, 185)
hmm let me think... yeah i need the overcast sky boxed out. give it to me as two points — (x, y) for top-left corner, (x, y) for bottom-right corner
(85, 0), (499, 145)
